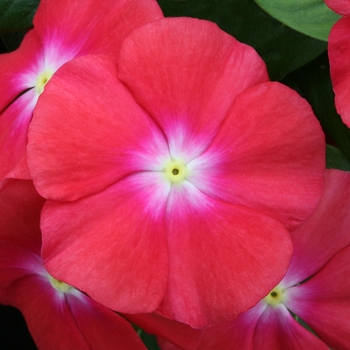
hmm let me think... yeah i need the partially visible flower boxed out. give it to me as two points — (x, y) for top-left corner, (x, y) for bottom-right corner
(325, 0), (350, 15)
(0, 179), (146, 350)
(0, 0), (163, 182)
(325, 0), (350, 128)
(28, 18), (325, 327)
(190, 169), (350, 349)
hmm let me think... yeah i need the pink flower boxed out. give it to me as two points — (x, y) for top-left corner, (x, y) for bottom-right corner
(0, 0), (163, 182)
(194, 169), (350, 349)
(325, 0), (350, 128)
(27, 18), (325, 327)
(0, 179), (146, 350)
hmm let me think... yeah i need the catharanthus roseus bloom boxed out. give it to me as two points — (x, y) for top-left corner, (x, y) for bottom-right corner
(325, 0), (350, 128)
(191, 169), (350, 350)
(0, 179), (146, 350)
(27, 18), (325, 327)
(0, 0), (163, 182)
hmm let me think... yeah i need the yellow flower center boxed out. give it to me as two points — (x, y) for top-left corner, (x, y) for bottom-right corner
(263, 285), (285, 307)
(48, 274), (73, 293)
(35, 70), (53, 94)
(164, 159), (188, 183)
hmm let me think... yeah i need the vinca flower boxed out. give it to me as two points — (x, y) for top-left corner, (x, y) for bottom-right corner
(0, 0), (162, 182)
(27, 18), (325, 327)
(0, 179), (146, 350)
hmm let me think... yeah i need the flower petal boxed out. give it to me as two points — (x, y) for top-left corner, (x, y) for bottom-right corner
(283, 169), (350, 287)
(325, 0), (350, 15)
(33, 0), (163, 67)
(285, 243), (350, 350)
(125, 311), (202, 350)
(198, 302), (267, 350)
(190, 82), (325, 231)
(253, 304), (328, 350)
(118, 17), (268, 159)
(0, 241), (43, 289)
(328, 16), (350, 128)
(0, 275), (88, 349)
(67, 293), (146, 350)
(0, 30), (42, 112)
(28, 55), (167, 201)
(0, 179), (44, 250)
(41, 173), (169, 313)
(157, 183), (292, 327)
(0, 90), (37, 182)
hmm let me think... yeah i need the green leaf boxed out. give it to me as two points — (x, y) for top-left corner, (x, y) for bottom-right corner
(282, 52), (350, 162)
(255, 0), (341, 41)
(157, 0), (326, 80)
(326, 145), (350, 171)
(0, 0), (39, 34)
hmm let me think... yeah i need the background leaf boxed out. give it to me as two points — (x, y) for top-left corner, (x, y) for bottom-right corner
(0, 0), (39, 34)
(254, 0), (341, 41)
(157, 0), (327, 80)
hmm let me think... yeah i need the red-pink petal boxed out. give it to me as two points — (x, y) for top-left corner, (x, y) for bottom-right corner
(0, 179), (44, 250)
(253, 304), (328, 350)
(0, 90), (37, 182)
(125, 312), (202, 350)
(67, 293), (146, 350)
(325, 0), (350, 15)
(198, 301), (327, 349)
(157, 184), (292, 327)
(0, 275), (88, 349)
(285, 244), (350, 350)
(28, 55), (167, 201)
(198, 302), (267, 350)
(283, 169), (350, 287)
(118, 17), (268, 158)
(41, 173), (169, 313)
(34, 0), (163, 63)
(191, 82), (325, 231)
(328, 16), (350, 128)
(0, 30), (42, 112)
(0, 241), (43, 288)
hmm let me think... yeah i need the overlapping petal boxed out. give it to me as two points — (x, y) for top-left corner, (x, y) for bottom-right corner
(67, 292), (146, 350)
(198, 302), (267, 350)
(41, 173), (169, 313)
(118, 17), (269, 159)
(28, 55), (168, 201)
(0, 90), (38, 181)
(0, 179), (44, 250)
(190, 82), (325, 231)
(328, 16), (350, 128)
(125, 312), (202, 350)
(158, 183), (292, 327)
